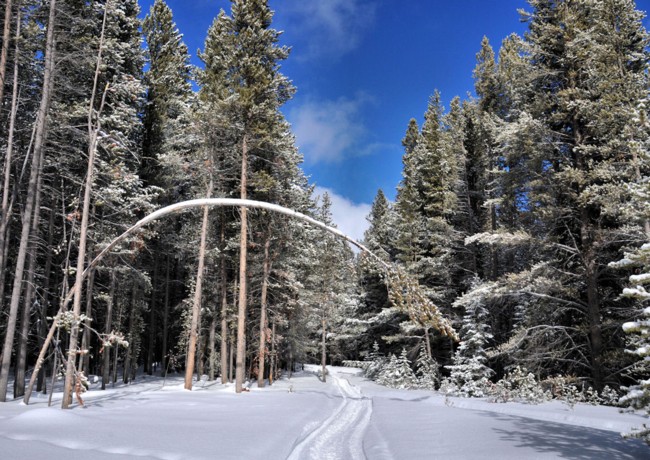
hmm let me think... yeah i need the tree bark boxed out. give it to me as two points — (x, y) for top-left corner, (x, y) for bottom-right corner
(62, 0), (111, 409)
(37, 206), (56, 393)
(219, 220), (229, 384)
(0, 0), (13, 106)
(235, 135), (249, 393)
(146, 260), (158, 375)
(184, 177), (213, 390)
(257, 234), (271, 388)
(321, 316), (327, 383)
(123, 281), (137, 385)
(270, 319), (276, 384)
(0, 5), (21, 301)
(13, 161), (43, 398)
(0, 0), (55, 403)
(101, 269), (116, 390)
(78, 263), (95, 374)
(161, 255), (170, 375)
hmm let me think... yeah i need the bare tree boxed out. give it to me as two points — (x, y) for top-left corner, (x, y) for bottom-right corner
(61, 0), (111, 408)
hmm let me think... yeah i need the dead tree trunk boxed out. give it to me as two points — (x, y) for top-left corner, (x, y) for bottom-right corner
(62, 0), (111, 409)
(0, 0), (55, 403)
(78, 266), (95, 374)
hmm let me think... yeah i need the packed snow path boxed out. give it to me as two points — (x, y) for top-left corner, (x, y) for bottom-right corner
(287, 368), (373, 460)
(0, 366), (648, 459)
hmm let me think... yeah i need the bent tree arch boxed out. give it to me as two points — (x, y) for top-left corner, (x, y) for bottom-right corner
(24, 198), (455, 405)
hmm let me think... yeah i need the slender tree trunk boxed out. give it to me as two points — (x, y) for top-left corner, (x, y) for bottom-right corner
(47, 330), (60, 406)
(146, 260), (158, 375)
(185, 177), (213, 390)
(0, 0), (13, 106)
(257, 235), (271, 388)
(0, 5), (21, 300)
(13, 162), (43, 398)
(161, 255), (170, 374)
(78, 264), (95, 374)
(101, 269), (116, 390)
(123, 281), (137, 385)
(235, 135), (248, 393)
(208, 310), (217, 381)
(0, 0), (55, 403)
(219, 220), (229, 384)
(270, 319), (276, 384)
(62, 0), (111, 409)
(36, 206), (56, 393)
(228, 333), (234, 384)
(321, 316), (327, 383)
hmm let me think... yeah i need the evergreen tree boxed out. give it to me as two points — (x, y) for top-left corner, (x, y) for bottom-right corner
(415, 342), (440, 390)
(445, 290), (494, 397)
(618, 242), (650, 445)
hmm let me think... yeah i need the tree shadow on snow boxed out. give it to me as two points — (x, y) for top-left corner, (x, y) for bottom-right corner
(481, 411), (648, 460)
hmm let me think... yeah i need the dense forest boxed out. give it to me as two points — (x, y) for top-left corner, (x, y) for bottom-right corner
(0, 0), (649, 440)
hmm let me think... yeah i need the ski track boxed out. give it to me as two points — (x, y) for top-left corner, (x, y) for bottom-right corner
(287, 370), (372, 460)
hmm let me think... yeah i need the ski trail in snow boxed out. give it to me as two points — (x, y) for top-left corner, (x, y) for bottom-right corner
(287, 370), (372, 460)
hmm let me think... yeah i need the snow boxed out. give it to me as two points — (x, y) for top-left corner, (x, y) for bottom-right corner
(1, 366), (648, 459)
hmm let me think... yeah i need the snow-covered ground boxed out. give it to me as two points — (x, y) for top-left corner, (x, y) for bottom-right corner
(0, 365), (648, 459)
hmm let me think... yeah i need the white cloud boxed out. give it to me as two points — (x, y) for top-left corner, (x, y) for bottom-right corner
(288, 94), (373, 164)
(281, 0), (377, 58)
(314, 186), (371, 244)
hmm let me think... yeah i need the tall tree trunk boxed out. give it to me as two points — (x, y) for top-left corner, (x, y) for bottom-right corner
(146, 260), (158, 375)
(0, 5), (21, 301)
(101, 268), (116, 390)
(257, 234), (271, 388)
(0, 0), (13, 106)
(161, 255), (170, 375)
(62, 0), (111, 409)
(36, 207), (56, 394)
(208, 309), (217, 381)
(270, 319), (276, 384)
(184, 177), (213, 390)
(219, 220), (229, 384)
(123, 280), (137, 385)
(78, 265), (95, 374)
(13, 162), (43, 398)
(321, 316), (327, 383)
(0, 0), (55, 403)
(235, 135), (249, 393)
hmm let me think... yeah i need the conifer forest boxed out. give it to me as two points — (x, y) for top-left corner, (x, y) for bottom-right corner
(1, 0), (650, 449)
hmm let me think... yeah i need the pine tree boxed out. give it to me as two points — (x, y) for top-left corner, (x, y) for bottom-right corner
(415, 342), (440, 390)
(511, 0), (650, 389)
(445, 290), (494, 397)
(377, 349), (417, 389)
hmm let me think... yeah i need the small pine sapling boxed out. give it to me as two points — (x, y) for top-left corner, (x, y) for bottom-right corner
(415, 342), (440, 390)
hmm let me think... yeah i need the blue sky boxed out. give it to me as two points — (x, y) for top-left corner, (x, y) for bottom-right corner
(138, 0), (650, 241)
